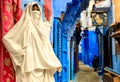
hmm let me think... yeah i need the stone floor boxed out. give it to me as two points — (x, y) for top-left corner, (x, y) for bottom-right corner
(73, 61), (103, 82)
(72, 71), (103, 82)
(99, 76), (103, 82)
(75, 72), (103, 82)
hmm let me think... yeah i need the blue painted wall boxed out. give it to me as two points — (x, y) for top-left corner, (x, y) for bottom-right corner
(53, 18), (69, 82)
(88, 31), (99, 66)
(81, 30), (99, 66)
(53, 18), (60, 82)
(61, 33), (69, 82)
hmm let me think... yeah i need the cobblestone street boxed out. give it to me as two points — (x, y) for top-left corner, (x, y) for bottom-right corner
(74, 62), (103, 82)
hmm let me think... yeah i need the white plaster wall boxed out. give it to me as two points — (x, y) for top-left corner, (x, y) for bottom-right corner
(81, 10), (87, 29)
(80, 0), (96, 30)
(87, 0), (94, 29)
(83, 0), (96, 31)
(88, 0), (95, 13)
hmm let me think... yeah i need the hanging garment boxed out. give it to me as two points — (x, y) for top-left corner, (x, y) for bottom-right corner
(0, 0), (22, 82)
(44, 0), (52, 21)
(2, 2), (62, 82)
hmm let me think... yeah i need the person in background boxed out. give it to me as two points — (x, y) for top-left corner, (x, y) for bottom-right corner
(92, 55), (99, 71)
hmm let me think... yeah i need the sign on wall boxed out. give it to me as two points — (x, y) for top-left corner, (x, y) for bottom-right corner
(91, 11), (108, 26)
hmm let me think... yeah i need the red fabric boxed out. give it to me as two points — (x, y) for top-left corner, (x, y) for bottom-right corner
(0, 1), (4, 81)
(0, 0), (22, 82)
(44, 0), (52, 21)
(0, 0), (4, 80)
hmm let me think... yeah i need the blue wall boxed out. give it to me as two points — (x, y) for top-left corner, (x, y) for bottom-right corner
(81, 30), (99, 66)
(53, 18), (69, 82)
(88, 31), (99, 66)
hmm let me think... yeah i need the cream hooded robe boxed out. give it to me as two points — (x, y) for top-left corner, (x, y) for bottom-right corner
(2, 2), (62, 82)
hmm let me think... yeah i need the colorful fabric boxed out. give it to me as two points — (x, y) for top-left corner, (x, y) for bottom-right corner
(44, 0), (52, 21)
(0, 0), (22, 82)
